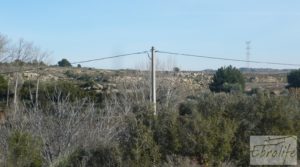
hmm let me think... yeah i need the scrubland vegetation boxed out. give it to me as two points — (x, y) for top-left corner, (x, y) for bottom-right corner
(0, 35), (300, 166)
(0, 71), (300, 166)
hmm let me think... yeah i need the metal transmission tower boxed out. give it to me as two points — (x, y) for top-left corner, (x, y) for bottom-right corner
(246, 41), (251, 69)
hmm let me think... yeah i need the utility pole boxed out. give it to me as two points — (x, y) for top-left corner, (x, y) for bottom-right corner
(151, 46), (157, 115)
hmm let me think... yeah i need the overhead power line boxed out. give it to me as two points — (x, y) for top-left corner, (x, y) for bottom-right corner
(156, 50), (300, 67)
(0, 51), (149, 74)
(70, 51), (148, 64)
(1, 48), (299, 74)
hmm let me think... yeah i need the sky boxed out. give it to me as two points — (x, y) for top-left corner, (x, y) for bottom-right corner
(0, 0), (300, 70)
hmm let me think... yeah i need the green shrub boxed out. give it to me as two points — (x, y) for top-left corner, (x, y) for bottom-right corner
(20, 80), (108, 109)
(20, 80), (88, 107)
(64, 70), (75, 78)
(58, 144), (121, 167)
(8, 131), (43, 167)
(209, 65), (245, 93)
(223, 93), (300, 166)
(120, 112), (161, 167)
(0, 75), (8, 100)
(58, 59), (72, 67)
(154, 111), (181, 158)
(175, 108), (237, 165)
(178, 102), (194, 115)
(20, 80), (36, 101)
(287, 69), (300, 88)
(154, 94), (238, 165)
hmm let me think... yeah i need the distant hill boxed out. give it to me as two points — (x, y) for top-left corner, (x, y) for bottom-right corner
(239, 68), (292, 74)
(187, 68), (293, 74)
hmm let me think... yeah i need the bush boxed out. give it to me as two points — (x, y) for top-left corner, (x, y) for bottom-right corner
(287, 69), (300, 88)
(156, 92), (300, 165)
(120, 112), (161, 167)
(20, 80), (88, 107)
(173, 67), (180, 73)
(223, 93), (300, 166)
(58, 144), (122, 167)
(209, 65), (245, 93)
(0, 75), (8, 100)
(19, 80), (36, 102)
(58, 59), (72, 67)
(176, 102), (237, 165)
(178, 102), (194, 115)
(7, 131), (43, 167)
(153, 93), (239, 165)
(154, 111), (180, 158)
(21, 80), (107, 108)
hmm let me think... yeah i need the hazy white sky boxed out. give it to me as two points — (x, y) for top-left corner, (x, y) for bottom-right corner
(1, 0), (300, 70)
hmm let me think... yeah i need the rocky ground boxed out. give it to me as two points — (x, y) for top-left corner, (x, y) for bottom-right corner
(17, 66), (289, 95)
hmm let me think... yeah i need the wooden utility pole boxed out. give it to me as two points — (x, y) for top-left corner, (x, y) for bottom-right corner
(151, 47), (157, 115)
